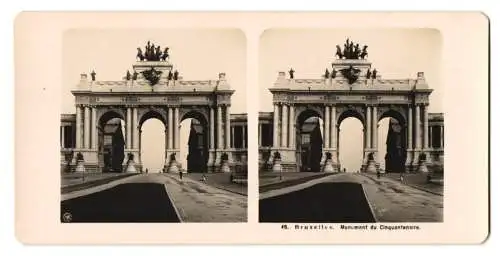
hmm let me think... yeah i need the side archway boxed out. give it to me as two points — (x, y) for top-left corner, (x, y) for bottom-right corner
(377, 107), (407, 173)
(97, 109), (126, 172)
(295, 108), (323, 172)
(179, 108), (210, 173)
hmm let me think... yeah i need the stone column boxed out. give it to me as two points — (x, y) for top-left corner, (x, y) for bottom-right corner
(324, 105), (330, 149)
(231, 126), (235, 148)
(174, 107), (179, 149)
(281, 104), (288, 148)
(429, 125), (433, 149)
(225, 105), (231, 149)
(415, 105), (421, 150)
(405, 106), (413, 169)
(133, 108), (138, 149)
(126, 107), (131, 149)
(84, 106), (90, 149)
(243, 125), (247, 148)
(217, 105), (223, 149)
(61, 126), (65, 148)
(91, 107), (97, 149)
(273, 103), (279, 148)
(210, 107), (215, 149)
(366, 106), (372, 150)
(288, 105), (295, 148)
(423, 105), (429, 149)
(372, 106), (378, 150)
(75, 106), (82, 148)
(168, 107), (173, 149)
(258, 123), (262, 147)
(407, 107), (413, 149)
(330, 105), (336, 149)
(440, 125), (444, 148)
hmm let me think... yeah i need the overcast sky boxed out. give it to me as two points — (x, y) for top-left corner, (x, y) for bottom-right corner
(63, 29), (246, 170)
(259, 28), (442, 171)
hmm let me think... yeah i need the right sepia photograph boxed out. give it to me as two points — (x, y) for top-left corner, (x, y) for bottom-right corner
(258, 28), (444, 223)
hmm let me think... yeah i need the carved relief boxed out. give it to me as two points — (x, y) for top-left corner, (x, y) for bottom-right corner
(137, 107), (168, 125)
(179, 106), (209, 124)
(293, 105), (324, 123)
(335, 105), (366, 125)
(96, 107), (126, 124)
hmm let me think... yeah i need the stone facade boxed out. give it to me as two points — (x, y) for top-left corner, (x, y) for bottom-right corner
(259, 57), (445, 174)
(60, 47), (247, 174)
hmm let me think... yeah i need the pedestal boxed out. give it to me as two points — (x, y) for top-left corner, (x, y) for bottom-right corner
(75, 160), (85, 172)
(220, 160), (230, 173)
(323, 159), (334, 172)
(272, 159), (282, 172)
(418, 160), (429, 173)
(125, 161), (138, 173)
(365, 160), (377, 173)
(168, 160), (179, 173)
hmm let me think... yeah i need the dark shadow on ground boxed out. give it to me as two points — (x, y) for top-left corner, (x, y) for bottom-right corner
(259, 182), (375, 223)
(61, 183), (180, 223)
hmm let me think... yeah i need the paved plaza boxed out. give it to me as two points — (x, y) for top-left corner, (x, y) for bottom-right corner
(61, 173), (247, 223)
(259, 173), (443, 222)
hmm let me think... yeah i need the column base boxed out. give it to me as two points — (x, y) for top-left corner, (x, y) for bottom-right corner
(365, 159), (377, 173)
(71, 149), (99, 172)
(125, 161), (139, 173)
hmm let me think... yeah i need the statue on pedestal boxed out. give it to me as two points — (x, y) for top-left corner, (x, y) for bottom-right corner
(173, 70), (179, 81)
(126, 70), (131, 81)
(272, 151), (282, 173)
(125, 153), (137, 173)
(372, 69), (378, 79)
(90, 70), (96, 81)
(75, 152), (85, 173)
(167, 70), (173, 81)
(331, 67), (337, 79)
(323, 152), (334, 172)
(324, 68), (330, 79)
(289, 68), (295, 79)
(220, 153), (230, 173)
(132, 70), (138, 80)
(168, 152), (179, 173)
(366, 68), (372, 79)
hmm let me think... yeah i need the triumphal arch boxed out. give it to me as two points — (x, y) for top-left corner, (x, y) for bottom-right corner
(60, 41), (247, 173)
(259, 39), (444, 174)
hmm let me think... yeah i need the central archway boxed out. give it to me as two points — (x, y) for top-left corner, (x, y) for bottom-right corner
(337, 109), (365, 173)
(138, 110), (167, 173)
(180, 110), (209, 173)
(296, 109), (323, 172)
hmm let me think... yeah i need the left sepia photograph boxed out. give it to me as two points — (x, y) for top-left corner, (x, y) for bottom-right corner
(59, 29), (248, 223)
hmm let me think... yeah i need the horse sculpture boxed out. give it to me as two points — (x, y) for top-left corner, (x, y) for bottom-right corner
(161, 47), (169, 61)
(335, 45), (343, 59)
(359, 45), (368, 59)
(136, 48), (145, 61)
